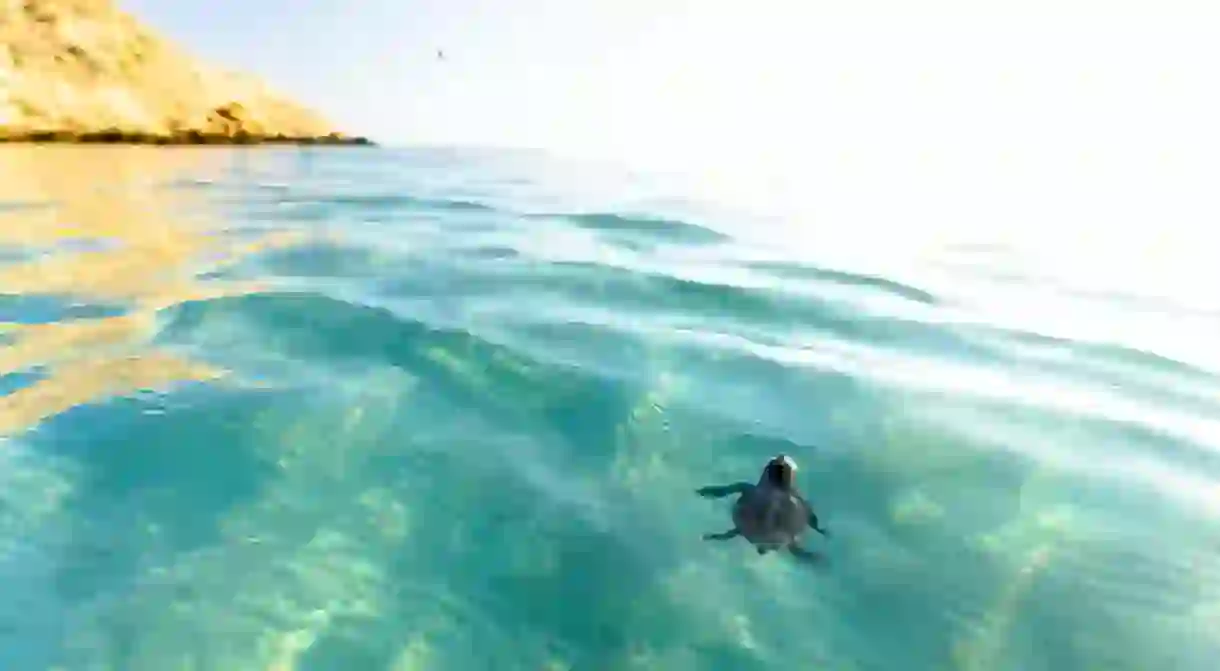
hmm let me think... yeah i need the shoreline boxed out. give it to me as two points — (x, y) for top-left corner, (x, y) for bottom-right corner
(0, 129), (375, 146)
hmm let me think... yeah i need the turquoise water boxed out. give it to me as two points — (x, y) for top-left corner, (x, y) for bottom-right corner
(1, 145), (1218, 670)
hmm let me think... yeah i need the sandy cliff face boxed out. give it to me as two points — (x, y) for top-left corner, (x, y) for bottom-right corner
(0, 0), (367, 142)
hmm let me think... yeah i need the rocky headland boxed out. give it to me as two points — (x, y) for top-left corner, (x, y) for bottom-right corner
(0, 0), (371, 145)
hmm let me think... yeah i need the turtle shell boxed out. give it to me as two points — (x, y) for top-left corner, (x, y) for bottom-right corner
(732, 486), (809, 548)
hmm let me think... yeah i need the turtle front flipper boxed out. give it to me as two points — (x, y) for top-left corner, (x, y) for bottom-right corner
(695, 482), (752, 499)
(702, 528), (741, 541)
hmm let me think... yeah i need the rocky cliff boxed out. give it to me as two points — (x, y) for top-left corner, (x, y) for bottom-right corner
(0, 0), (370, 144)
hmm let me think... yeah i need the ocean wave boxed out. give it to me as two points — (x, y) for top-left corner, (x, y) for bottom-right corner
(1, 146), (1218, 670)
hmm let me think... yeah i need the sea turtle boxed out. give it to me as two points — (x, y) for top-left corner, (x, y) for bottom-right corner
(696, 454), (829, 561)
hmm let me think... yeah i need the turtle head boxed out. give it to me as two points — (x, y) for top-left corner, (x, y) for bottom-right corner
(762, 454), (798, 490)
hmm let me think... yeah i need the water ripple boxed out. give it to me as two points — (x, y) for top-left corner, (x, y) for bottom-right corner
(1, 146), (1217, 670)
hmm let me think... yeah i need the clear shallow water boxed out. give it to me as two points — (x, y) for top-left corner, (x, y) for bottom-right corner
(1, 145), (1217, 671)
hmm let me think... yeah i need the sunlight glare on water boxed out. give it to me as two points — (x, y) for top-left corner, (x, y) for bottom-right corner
(0, 145), (1217, 671)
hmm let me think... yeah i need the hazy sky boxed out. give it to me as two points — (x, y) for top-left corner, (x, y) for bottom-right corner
(117, 2), (1217, 278)
(118, 1), (1214, 161)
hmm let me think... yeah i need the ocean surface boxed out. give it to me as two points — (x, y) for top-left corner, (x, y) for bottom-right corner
(1, 145), (1217, 671)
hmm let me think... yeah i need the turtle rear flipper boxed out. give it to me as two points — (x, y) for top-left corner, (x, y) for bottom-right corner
(809, 511), (829, 538)
(787, 543), (824, 565)
(799, 497), (829, 538)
